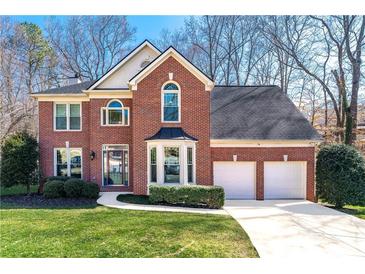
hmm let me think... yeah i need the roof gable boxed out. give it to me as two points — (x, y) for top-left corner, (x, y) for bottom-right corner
(128, 47), (214, 91)
(87, 40), (161, 90)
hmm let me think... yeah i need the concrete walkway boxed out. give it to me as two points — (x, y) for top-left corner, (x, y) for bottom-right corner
(97, 192), (227, 215)
(224, 200), (365, 257)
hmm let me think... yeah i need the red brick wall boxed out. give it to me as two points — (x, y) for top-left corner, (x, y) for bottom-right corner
(38, 99), (133, 192)
(211, 147), (315, 201)
(38, 101), (91, 181)
(88, 99), (133, 192)
(133, 56), (212, 195)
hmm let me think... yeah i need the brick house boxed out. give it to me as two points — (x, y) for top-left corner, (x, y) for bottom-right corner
(32, 40), (321, 201)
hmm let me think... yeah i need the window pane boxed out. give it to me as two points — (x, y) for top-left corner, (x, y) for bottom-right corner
(56, 149), (67, 176)
(164, 147), (179, 183)
(70, 149), (82, 178)
(108, 109), (123, 124)
(187, 148), (193, 164)
(55, 104), (67, 130)
(108, 101), (122, 108)
(164, 107), (178, 121)
(150, 147), (156, 164)
(124, 109), (129, 125)
(164, 93), (178, 106)
(163, 83), (178, 90)
(69, 104), (80, 130)
(164, 165), (180, 183)
(164, 147), (179, 164)
(70, 104), (80, 117)
(150, 147), (157, 183)
(188, 165), (193, 183)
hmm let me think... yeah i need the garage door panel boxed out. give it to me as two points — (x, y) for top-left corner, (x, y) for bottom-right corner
(264, 162), (306, 199)
(213, 162), (255, 199)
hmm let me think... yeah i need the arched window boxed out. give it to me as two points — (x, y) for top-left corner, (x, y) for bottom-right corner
(101, 99), (129, 126)
(162, 82), (180, 122)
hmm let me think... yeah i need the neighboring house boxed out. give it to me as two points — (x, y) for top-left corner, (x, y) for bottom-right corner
(31, 40), (321, 201)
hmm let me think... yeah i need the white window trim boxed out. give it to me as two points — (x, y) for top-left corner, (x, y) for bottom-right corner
(54, 102), (82, 132)
(101, 144), (129, 187)
(53, 147), (83, 178)
(147, 140), (196, 185)
(161, 81), (181, 123)
(101, 99), (130, 126)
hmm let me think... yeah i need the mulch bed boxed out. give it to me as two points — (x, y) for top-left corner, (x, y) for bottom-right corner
(0, 193), (98, 209)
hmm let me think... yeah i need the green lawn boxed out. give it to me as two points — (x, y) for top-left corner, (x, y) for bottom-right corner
(338, 205), (365, 220)
(0, 206), (258, 258)
(0, 184), (38, 196)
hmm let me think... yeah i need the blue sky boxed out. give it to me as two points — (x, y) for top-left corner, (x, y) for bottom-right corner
(13, 15), (187, 43)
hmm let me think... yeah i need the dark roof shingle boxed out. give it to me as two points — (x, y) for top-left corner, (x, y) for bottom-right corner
(34, 80), (96, 94)
(211, 86), (322, 140)
(145, 127), (198, 141)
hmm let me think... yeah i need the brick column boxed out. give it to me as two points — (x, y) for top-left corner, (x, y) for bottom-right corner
(256, 161), (264, 200)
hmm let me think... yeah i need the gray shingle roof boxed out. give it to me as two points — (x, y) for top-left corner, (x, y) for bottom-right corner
(145, 127), (198, 141)
(35, 80), (96, 94)
(211, 86), (322, 140)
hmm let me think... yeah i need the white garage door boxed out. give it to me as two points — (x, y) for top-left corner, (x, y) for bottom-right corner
(213, 162), (256, 199)
(264, 162), (306, 199)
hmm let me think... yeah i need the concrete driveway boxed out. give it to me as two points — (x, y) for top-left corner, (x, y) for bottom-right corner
(224, 200), (365, 257)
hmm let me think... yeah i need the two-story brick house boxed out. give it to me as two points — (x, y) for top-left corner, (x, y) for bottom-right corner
(32, 40), (321, 201)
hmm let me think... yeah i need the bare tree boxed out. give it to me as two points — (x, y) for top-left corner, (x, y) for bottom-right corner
(0, 18), (55, 142)
(46, 16), (136, 81)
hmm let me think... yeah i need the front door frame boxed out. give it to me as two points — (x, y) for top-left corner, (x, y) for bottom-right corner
(102, 144), (129, 186)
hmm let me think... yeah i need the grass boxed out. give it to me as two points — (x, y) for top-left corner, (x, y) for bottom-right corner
(0, 206), (258, 258)
(117, 194), (150, 205)
(0, 184), (38, 196)
(338, 205), (365, 220)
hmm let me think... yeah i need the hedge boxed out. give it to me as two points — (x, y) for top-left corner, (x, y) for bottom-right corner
(149, 185), (225, 209)
(46, 176), (71, 182)
(316, 144), (365, 208)
(81, 183), (100, 199)
(44, 178), (100, 199)
(64, 179), (86, 198)
(44, 180), (65, 198)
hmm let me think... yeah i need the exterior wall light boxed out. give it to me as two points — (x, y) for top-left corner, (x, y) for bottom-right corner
(90, 151), (96, 160)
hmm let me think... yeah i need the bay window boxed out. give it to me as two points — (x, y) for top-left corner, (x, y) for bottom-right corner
(54, 103), (81, 131)
(148, 142), (195, 185)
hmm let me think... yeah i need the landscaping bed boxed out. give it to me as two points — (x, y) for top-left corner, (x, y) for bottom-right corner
(0, 193), (98, 209)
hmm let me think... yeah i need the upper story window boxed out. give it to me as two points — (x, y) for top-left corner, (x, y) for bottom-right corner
(54, 103), (81, 131)
(101, 99), (130, 126)
(162, 82), (180, 123)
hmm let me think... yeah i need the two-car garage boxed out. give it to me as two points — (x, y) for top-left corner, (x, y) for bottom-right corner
(213, 161), (307, 200)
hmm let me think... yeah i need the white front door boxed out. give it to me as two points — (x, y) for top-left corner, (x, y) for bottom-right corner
(264, 162), (306, 199)
(213, 162), (256, 199)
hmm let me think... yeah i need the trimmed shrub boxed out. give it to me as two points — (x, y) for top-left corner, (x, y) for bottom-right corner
(44, 181), (65, 198)
(316, 144), (365, 208)
(46, 176), (71, 182)
(149, 185), (225, 209)
(1, 131), (38, 194)
(81, 182), (100, 199)
(64, 179), (86, 198)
